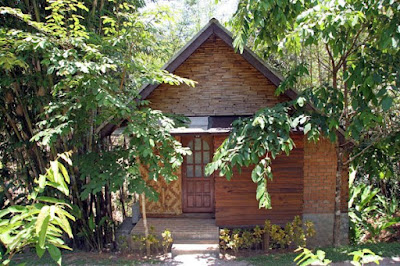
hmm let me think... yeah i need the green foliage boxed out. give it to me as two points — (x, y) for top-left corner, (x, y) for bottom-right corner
(219, 228), (257, 253)
(295, 247), (382, 266)
(206, 99), (315, 208)
(241, 230), (253, 249)
(265, 216), (315, 249)
(0, 0), (194, 250)
(0, 154), (74, 265)
(243, 242), (400, 265)
(219, 216), (315, 253)
(161, 229), (173, 254)
(349, 249), (383, 266)
(294, 247), (331, 266)
(223, 0), (400, 224)
(130, 226), (166, 255)
(349, 176), (400, 243)
(219, 228), (231, 251)
(227, 229), (242, 254)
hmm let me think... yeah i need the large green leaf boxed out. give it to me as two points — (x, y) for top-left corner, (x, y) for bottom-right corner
(36, 206), (50, 248)
(48, 244), (62, 265)
(35, 243), (45, 258)
(381, 96), (393, 111)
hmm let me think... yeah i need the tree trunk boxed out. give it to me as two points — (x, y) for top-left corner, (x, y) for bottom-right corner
(333, 138), (344, 246)
(140, 193), (151, 256)
(119, 187), (126, 219)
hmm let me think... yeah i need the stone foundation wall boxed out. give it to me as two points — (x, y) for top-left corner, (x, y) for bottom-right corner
(303, 213), (349, 247)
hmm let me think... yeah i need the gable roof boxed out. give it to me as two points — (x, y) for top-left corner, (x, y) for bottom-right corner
(139, 18), (299, 101)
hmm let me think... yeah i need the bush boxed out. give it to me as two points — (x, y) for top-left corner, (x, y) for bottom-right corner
(121, 227), (173, 255)
(219, 216), (315, 253)
(161, 230), (173, 254)
(349, 181), (400, 243)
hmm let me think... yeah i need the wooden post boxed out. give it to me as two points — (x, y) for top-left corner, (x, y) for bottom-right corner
(263, 231), (270, 253)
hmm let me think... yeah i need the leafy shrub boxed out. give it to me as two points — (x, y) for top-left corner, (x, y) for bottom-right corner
(349, 249), (383, 266)
(265, 216), (315, 249)
(349, 181), (400, 243)
(130, 227), (173, 255)
(227, 229), (242, 254)
(0, 154), (74, 265)
(294, 247), (331, 266)
(219, 216), (315, 253)
(161, 229), (173, 254)
(241, 230), (253, 249)
(117, 235), (129, 252)
(294, 247), (382, 266)
(219, 228), (231, 251)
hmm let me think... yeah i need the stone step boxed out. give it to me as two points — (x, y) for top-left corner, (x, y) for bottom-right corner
(171, 241), (220, 257)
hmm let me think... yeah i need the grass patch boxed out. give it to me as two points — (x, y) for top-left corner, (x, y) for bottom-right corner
(240, 252), (298, 266)
(241, 242), (400, 265)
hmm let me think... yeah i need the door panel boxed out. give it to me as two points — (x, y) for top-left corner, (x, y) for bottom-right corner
(182, 135), (214, 213)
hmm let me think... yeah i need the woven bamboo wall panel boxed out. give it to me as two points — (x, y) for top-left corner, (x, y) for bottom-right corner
(144, 170), (182, 215)
(147, 35), (290, 116)
(140, 136), (183, 216)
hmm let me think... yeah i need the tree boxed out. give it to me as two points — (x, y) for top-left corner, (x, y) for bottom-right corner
(0, 0), (193, 250)
(207, 0), (400, 246)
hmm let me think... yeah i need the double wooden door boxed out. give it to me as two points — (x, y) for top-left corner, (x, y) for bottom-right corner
(182, 135), (214, 213)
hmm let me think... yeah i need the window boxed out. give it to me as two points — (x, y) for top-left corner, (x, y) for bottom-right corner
(186, 137), (211, 178)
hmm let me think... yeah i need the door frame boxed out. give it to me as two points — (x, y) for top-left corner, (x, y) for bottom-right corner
(181, 134), (215, 213)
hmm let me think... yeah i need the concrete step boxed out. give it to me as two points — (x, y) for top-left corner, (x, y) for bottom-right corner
(171, 241), (220, 257)
(172, 231), (219, 240)
(174, 239), (219, 245)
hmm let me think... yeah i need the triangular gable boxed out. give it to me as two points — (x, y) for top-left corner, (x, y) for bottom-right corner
(139, 18), (298, 101)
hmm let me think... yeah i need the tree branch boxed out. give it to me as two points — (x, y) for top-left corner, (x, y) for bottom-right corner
(336, 26), (365, 70)
(325, 44), (336, 72)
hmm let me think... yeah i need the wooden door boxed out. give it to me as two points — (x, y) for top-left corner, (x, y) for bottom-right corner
(182, 135), (214, 213)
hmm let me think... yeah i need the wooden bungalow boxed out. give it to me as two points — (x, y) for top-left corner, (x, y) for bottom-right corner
(138, 19), (349, 246)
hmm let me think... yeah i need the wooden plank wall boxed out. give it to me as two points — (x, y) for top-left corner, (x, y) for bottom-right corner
(214, 134), (304, 227)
